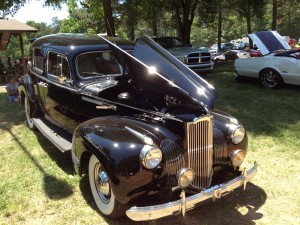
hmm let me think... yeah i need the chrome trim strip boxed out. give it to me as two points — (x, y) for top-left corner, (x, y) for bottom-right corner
(126, 162), (258, 221)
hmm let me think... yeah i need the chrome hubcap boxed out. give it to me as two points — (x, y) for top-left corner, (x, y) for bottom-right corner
(263, 71), (277, 87)
(94, 163), (111, 204)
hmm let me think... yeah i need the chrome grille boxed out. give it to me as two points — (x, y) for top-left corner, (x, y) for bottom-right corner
(213, 128), (227, 163)
(160, 139), (184, 188)
(186, 52), (212, 64)
(186, 115), (213, 189)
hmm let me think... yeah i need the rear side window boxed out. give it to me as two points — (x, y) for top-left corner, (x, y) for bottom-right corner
(33, 48), (44, 72)
(76, 51), (121, 78)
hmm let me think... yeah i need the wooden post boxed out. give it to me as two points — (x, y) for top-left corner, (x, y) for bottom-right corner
(18, 32), (26, 77)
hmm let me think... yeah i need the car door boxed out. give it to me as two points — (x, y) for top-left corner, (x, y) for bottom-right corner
(44, 51), (79, 132)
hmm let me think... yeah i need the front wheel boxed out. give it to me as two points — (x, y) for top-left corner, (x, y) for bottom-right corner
(260, 69), (283, 88)
(24, 94), (35, 129)
(88, 154), (127, 219)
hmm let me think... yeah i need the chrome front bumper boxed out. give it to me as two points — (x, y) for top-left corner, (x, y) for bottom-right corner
(126, 162), (258, 221)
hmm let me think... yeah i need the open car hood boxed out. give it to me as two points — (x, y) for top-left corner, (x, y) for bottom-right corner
(249, 31), (291, 55)
(100, 36), (217, 109)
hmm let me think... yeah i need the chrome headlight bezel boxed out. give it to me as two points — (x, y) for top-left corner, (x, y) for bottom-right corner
(176, 56), (186, 63)
(140, 145), (162, 169)
(230, 124), (245, 144)
(230, 149), (246, 167)
(177, 168), (195, 189)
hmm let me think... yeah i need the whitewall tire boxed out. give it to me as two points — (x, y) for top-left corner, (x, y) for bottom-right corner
(88, 154), (126, 218)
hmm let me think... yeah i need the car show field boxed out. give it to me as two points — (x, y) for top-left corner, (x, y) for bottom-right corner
(0, 62), (299, 225)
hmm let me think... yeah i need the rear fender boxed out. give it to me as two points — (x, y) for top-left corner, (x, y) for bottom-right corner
(19, 74), (43, 117)
(19, 74), (35, 103)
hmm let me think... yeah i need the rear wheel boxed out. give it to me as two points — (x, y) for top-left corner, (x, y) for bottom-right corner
(260, 69), (283, 88)
(88, 154), (127, 219)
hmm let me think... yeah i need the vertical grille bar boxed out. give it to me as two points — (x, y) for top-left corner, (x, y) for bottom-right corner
(213, 128), (227, 163)
(186, 116), (213, 189)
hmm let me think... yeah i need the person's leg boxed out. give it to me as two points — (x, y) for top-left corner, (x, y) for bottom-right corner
(14, 96), (20, 103)
(8, 95), (14, 103)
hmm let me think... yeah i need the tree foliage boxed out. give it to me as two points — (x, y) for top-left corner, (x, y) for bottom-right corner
(0, 0), (28, 17)
(2, 0), (300, 59)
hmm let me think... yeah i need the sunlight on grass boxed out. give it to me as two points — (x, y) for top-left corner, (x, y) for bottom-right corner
(0, 64), (300, 224)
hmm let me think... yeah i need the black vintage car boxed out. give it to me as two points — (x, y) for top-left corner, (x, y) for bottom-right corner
(19, 33), (257, 221)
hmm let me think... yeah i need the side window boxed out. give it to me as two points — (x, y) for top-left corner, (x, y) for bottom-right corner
(33, 48), (43, 72)
(47, 52), (71, 82)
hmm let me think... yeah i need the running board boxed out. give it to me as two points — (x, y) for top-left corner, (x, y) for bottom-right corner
(32, 117), (72, 152)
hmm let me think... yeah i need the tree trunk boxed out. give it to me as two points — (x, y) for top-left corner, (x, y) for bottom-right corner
(152, 18), (158, 36)
(173, 0), (198, 45)
(128, 26), (135, 41)
(217, 8), (222, 51)
(247, 15), (253, 48)
(173, 0), (183, 38)
(271, 0), (277, 30)
(246, 0), (253, 48)
(102, 0), (115, 36)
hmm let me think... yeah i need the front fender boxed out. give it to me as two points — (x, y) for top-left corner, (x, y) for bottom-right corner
(72, 115), (180, 204)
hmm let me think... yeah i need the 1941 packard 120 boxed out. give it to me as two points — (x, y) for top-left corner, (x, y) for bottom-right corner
(19, 33), (257, 221)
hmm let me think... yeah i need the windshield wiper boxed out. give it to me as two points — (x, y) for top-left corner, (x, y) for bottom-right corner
(82, 72), (122, 77)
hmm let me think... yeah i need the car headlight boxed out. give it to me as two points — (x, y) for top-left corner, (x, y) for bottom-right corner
(177, 168), (195, 189)
(177, 56), (186, 63)
(230, 149), (246, 167)
(230, 124), (245, 144)
(140, 145), (162, 169)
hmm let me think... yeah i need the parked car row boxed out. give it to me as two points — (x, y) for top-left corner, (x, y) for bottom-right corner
(234, 31), (300, 88)
(209, 42), (234, 53)
(214, 50), (250, 61)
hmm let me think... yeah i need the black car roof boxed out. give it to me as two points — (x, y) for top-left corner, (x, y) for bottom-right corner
(31, 33), (135, 51)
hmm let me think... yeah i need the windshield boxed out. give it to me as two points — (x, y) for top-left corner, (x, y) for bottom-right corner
(76, 51), (122, 78)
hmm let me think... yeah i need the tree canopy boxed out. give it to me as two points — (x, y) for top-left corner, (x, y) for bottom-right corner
(1, 0), (300, 61)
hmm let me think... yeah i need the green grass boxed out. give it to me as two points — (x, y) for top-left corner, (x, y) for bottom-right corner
(0, 64), (300, 225)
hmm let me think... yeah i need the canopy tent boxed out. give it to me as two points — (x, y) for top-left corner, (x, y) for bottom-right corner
(0, 19), (37, 77)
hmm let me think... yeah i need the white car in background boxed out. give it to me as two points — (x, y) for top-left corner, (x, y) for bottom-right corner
(234, 31), (300, 88)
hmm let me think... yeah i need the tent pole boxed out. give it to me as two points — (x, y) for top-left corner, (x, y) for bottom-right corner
(19, 33), (26, 77)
